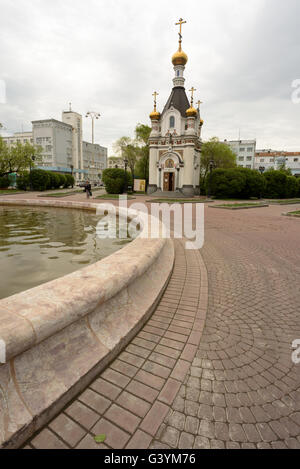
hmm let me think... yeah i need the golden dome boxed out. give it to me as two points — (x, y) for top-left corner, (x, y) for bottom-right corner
(200, 118), (204, 126)
(186, 106), (197, 117)
(149, 110), (160, 121)
(172, 45), (188, 66)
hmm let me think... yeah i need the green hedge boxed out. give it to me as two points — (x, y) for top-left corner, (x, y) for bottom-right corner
(208, 168), (299, 199)
(16, 170), (74, 191)
(102, 168), (133, 194)
(209, 168), (265, 199)
(0, 176), (10, 189)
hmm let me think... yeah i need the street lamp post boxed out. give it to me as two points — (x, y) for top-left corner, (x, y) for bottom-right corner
(70, 164), (74, 188)
(124, 158), (128, 194)
(259, 166), (265, 200)
(207, 160), (215, 199)
(85, 111), (101, 184)
(29, 155), (36, 191)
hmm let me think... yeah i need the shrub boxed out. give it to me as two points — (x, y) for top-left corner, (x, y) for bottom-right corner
(64, 174), (74, 188)
(285, 176), (298, 198)
(30, 169), (51, 191)
(209, 168), (247, 199)
(237, 168), (265, 199)
(102, 168), (132, 194)
(16, 172), (30, 190)
(263, 170), (287, 199)
(55, 173), (65, 188)
(49, 172), (61, 189)
(297, 178), (300, 197)
(0, 175), (10, 189)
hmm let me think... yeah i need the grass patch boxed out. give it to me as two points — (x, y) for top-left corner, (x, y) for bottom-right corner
(95, 194), (136, 200)
(38, 190), (82, 198)
(0, 189), (24, 196)
(268, 199), (300, 205)
(211, 202), (269, 210)
(286, 210), (300, 217)
(146, 198), (210, 204)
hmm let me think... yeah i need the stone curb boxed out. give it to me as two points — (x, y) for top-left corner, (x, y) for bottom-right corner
(0, 198), (175, 449)
(209, 204), (269, 210)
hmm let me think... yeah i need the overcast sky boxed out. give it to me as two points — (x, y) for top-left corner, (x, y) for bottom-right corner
(0, 0), (299, 154)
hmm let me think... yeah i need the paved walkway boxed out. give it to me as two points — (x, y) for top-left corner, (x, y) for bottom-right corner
(18, 197), (300, 449)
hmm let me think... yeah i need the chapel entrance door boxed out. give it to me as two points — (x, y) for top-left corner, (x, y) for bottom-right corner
(163, 172), (175, 192)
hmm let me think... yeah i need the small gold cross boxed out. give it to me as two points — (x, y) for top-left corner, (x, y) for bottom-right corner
(175, 18), (187, 36)
(189, 87), (197, 105)
(152, 91), (159, 110)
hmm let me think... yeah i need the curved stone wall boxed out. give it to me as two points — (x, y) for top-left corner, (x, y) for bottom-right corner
(0, 199), (174, 449)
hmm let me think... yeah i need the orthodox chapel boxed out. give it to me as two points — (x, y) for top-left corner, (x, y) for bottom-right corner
(148, 19), (204, 196)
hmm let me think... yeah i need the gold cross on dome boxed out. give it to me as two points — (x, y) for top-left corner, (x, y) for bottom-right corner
(189, 87), (197, 105)
(152, 91), (159, 110)
(175, 18), (187, 39)
(197, 100), (203, 109)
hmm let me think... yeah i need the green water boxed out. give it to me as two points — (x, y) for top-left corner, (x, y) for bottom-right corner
(0, 206), (130, 300)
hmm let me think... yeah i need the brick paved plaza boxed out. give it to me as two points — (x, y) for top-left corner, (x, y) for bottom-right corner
(22, 195), (300, 449)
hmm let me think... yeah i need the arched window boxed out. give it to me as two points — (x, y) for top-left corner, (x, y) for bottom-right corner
(177, 70), (180, 77)
(169, 116), (175, 128)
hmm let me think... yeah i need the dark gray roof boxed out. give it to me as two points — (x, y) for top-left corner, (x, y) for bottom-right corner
(162, 87), (190, 117)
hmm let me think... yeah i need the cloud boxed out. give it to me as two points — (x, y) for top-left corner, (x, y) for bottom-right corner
(0, 0), (299, 152)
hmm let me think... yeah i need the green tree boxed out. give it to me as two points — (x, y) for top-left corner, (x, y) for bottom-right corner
(200, 138), (237, 193)
(113, 136), (139, 183)
(135, 123), (151, 145)
(0, 138), (42, 177)
(134, 124), (151, 183)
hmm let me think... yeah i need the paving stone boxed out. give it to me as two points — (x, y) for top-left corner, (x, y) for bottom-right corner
(101, 368), (131, 388)
(161, 426), (180, 448)
(76, 434), (107, 450)
(194, 436), (210, 449)
(185, 416), (199, 435)
(110, 359), (139, 378)
(65, 401), (100, 430)
(158, 378), (181, 405)
(105, 404), (141, 433)
(178, 432), (194, 449)
(140, 402), (170, 436)
(91, 418), (130, 449)
(126, 430), (153, 449)
(116, 391), (151, 418)
(78, 389), (111, 414)
(142, 360), (171, 379)
(127, 380), (159, 403)
(90, 377), (121, 400)
(31, 426), (69, 449)
(135, 369), (165, 391)
(49, 414), (86, 448)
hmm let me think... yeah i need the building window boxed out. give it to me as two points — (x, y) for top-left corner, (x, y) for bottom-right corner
(240, 148), (245, 152)
(260, 159), (265, 162)
(238, 157), (244, 161)
(170, 116), (175, 128)
(294, 158), (299, 162)
(247, 147), (253, 152)
(247, 157), (252, 161)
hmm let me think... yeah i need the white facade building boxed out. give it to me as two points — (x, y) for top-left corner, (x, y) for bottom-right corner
(32, 119), (73, 171)
(254, 150), (300, 176)
(108, 157), (125, 169)
(82, 141), (107, 183)
(2, 132), (33, 146)
(224, 139), (256, 169)
(148, 22), (203, 196)
(2, 109), (108, 182)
